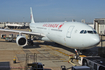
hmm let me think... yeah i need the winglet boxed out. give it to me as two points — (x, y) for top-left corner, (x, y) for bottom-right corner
(30, 7), (35, 23)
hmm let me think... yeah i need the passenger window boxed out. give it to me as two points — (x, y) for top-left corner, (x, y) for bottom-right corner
(80, 30), (84, 33)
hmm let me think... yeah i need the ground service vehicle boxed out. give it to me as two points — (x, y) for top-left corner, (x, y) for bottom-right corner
(82, 56), (105, 70)
(5, 37), (13, 42)
(28, 62), (44, 70)
(1, 34), (6, 39)
(72, 66), (90, 70)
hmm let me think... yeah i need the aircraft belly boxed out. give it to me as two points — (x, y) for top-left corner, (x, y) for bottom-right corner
(47, 32), (63, 44)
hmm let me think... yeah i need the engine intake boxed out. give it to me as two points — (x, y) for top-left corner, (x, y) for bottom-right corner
(16, 36), (27, 47)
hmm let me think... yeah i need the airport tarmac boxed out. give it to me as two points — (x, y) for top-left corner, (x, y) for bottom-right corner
(0, 29), (80, 70)
(0, 29), (104, 70)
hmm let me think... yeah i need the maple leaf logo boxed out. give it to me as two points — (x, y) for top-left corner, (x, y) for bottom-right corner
(30, 15), (32, 19)
(58, 23), (64, 29)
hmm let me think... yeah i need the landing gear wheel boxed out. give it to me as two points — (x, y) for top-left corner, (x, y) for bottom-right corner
(74, 49), (81, 60)
(75, 54), (79, 60)
(28, 39), (33, 46)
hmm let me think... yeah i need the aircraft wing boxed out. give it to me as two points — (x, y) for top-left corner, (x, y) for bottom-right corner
(0, 29), (45, 37)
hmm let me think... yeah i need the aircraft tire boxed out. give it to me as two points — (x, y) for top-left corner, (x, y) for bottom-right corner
(28, 39), (33, 46)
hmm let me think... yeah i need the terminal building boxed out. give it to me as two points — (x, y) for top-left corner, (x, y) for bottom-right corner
(5, 22), (29, 29)
(0, 22), (29, 29)
(0, 22), (5, 28)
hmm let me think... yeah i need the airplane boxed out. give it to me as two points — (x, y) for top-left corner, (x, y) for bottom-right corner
(0, 7), (100, 59)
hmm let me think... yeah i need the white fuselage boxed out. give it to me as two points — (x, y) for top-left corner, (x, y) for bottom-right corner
(30, 22), (100, 49)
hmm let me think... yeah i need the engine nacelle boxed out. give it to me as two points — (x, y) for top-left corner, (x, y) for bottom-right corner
(16, 36), (27, 47)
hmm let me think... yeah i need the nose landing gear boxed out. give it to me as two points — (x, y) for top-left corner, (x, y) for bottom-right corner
(74, 49), (81, 60)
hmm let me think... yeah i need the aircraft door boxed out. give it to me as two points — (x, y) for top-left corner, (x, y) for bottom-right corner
(66, 26), (74, 38)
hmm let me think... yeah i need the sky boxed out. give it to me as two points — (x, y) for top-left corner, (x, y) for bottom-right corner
(0, 0), (105, 22)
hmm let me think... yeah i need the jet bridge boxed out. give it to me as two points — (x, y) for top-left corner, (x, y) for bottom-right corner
(94, 18), (105, 35)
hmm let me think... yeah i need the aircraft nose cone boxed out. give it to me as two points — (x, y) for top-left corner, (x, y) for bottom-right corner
(90, 36), (100, 46)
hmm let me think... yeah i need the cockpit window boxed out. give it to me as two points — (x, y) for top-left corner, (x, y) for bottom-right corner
(80, 30), (87, 34)
(94, 31), (97, 34)
(80, 30), (97, 34)
(87, 31), (93, 34)
(80, 30), (84, 33)
(84, 30), (87, 34)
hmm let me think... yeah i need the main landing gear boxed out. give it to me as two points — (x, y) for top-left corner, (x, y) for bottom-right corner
(28, 35), (33, 46)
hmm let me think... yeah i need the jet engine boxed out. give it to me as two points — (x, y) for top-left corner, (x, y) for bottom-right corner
(16, 36), (27, 47)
